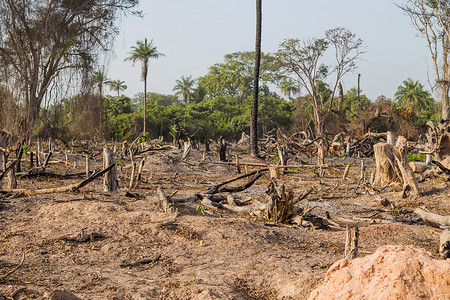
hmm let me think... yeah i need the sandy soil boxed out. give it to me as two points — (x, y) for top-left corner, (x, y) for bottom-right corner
(0, 147), (448, 299)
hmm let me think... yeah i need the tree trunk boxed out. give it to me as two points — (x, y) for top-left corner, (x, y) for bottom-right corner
(393, 136), (420, 197)
(438, 82), (449, 121)
(143, 77), (147, 134)
(250, 0), (262, 157)
(373, 143), (401, 187)
(6, 161), (17, 189)
(218, 137), (227, 162)
(103, 148), (118, 192)
(337, 82), (344, 115)
(387, 131), (395, 145)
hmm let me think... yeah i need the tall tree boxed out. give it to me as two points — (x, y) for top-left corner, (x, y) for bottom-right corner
(251, 0), (262, 157)
(276, 28), (363, 138)
(399, 0), (450, 120)
(108, 79), (128, 97)
(125, 38), (164, 134)
(0, 0), (140, 139)
(173, 75), (195, 104)
(276, 38), (329, 138)
(325, 27), (364, 111)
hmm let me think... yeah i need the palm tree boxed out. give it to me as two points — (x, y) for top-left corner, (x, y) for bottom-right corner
(94, 70), (108, 99)
(394, 78), (433, 113)
(173, 75), (195, 104)
(108, 79), (127, 97)
(279, 79), (300, 99)
(250, 0), (262, 157)
(125, 38), (165, 134)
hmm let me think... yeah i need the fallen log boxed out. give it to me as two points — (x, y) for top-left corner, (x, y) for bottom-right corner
(408, 161), (429, 173)
(414, 208), (450, 228)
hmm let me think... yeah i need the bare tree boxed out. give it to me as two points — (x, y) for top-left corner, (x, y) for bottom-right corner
(399, 0), (450, 121)
(0, 0), (140, 139)
(276, 28), (364, 139)
(326, 27), (365, 112)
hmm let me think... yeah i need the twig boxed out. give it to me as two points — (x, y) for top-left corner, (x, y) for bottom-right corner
(0, 253), (25, 281)
(120, 254), (161, 268)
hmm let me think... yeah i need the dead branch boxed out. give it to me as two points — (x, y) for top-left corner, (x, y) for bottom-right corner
(0, 253), (25, 282)
(0, 158), (19, 183)
(205, 169), (267, 194)
(432, 160), (450, 175)
(120, 254), (161, 268)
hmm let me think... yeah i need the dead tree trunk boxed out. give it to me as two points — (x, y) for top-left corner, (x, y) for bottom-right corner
(182, 141), (191, 160)
(103, 148), (118, 193)
(425, 120), (450, 164)
(344, 225), (359, 259)
(157, 187), (173, 213)
(373, 143), (401, 187)
(6, 161), (17, 189)
(393, 136), (420, 197)
(218, 136), (227, 162)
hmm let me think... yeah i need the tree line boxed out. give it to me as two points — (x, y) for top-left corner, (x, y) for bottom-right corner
(0, 0), (446, 146)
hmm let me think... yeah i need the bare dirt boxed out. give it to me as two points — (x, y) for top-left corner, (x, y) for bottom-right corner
(0, 147), (449, 299)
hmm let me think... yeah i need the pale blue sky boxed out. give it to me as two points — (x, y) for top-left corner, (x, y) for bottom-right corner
(107, 0), (432, 101)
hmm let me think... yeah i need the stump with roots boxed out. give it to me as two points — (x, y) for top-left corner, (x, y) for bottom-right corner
(374, 136), (420, 197)
(265, 180), (295, 223)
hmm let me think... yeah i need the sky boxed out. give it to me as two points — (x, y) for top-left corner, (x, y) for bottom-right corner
(106, 0), (432, 101)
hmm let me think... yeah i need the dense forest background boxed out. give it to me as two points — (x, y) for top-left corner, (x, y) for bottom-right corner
(0, 49), (441, 144)
(0, 1), (443, 146)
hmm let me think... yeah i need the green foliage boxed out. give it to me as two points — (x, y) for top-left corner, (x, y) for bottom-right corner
(173, 75), (196, 104)
(107, 95), (133, 117)
(407, 153), (426, 162)
(195, 204), (205, 215)
(342, 88), (372, 120)
(197, 51), (277, 99)
(394, 78), (436, 125)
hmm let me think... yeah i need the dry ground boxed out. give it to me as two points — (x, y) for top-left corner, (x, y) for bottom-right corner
(0, 147), (449, 299)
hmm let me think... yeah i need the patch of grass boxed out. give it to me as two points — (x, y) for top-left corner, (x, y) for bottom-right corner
(407, 153), (427, 162)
